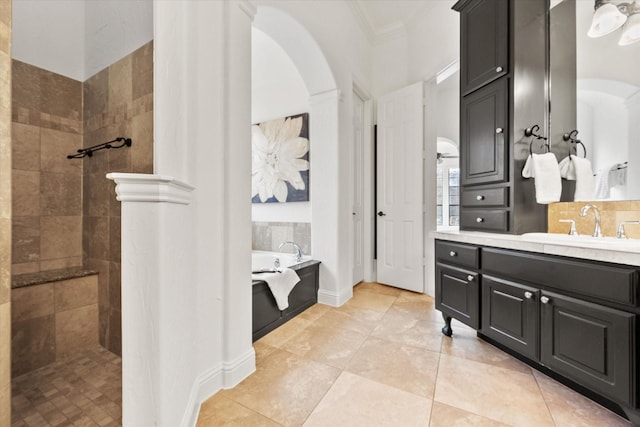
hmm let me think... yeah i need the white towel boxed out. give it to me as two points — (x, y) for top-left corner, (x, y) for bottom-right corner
(595, 163), (626, 199)
(252, 268), (300, 310)
(522, 153), (562, 204)
(558, 155), (595, 201)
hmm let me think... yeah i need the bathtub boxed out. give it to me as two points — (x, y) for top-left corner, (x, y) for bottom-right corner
(251, 251), (319, 341)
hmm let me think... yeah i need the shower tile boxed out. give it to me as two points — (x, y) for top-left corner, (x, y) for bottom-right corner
(85, 172), (112, 217)
(41, 70), (81, 122)
(83, 69), (108, 122)
(12, 216), (39, 265)
(11, 315), (56, 376)
(41, 216), (82, 261)
(0, 20), (7, 55)
(12, 61), (41, 122)
(40, 128), (82, 174)
(12, 170), (40, 217)
(11, 283), (54, 322)
(108, 308), (122, 355)
(12, 123), (40, 171)
(0, 218), (9, 303)
(131, 110), (154, 174)
(109, 218), (121, 262)
(108, 262), (121, 309)
(83, 217), (109, 261)
(86, 258), (109, 309)
(40, 172), (81, 216)
(54, 275), (98, 313)
(108, 55), (132, 111)
(132, 41), (153, 100)
(55, 304), (99, 359)
(0, 302), (9, 427)
(0, 1), (9, 28)
(39, 256), (82, 272)
(11, 262), (39, 276)
(82, 128), (110, 175)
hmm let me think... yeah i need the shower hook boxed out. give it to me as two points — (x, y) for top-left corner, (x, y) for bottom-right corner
(524, 125), (549, 155)
(562, 129), (587, 158)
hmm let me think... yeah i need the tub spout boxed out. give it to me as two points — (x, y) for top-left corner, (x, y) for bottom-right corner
(279, 241), (303, 262)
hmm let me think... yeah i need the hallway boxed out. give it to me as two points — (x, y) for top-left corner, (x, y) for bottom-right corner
(198, 282), (631, 426)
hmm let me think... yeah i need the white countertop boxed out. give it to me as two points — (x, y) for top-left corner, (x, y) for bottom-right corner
(430, 230), (640, 267)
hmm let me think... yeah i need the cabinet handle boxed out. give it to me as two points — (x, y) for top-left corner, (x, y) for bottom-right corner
(467, 275), (474, 282)
(476, 195), (485, 201)
(476, 217), (484, 223)
(496, 127), (504, 134)
(496, 66), (503, 73)
(524, 291), (533, 299)
(540, 296), (550, 304)
(449, 251), (457, 257)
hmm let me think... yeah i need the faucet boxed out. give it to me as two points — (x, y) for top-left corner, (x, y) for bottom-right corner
(279, 241), (303, 262)
(579, 204), (603, 237)
(616, 221), (640, 239)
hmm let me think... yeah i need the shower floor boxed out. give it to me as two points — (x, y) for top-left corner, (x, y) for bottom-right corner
(11, 346), (122, 427)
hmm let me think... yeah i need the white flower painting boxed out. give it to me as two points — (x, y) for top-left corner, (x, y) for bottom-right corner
(252, 113), (310, 203)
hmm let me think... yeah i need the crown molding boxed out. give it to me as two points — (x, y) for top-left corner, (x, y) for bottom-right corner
(373, 21), (408, 45)
(347, 0), (376, 43)
(106, 173), (195, 205)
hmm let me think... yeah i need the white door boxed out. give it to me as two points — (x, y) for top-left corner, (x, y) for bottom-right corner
(352, 91), (365, 285)
(376, 82), (424, 292)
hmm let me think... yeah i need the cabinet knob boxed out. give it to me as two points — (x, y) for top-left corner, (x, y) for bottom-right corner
(496, 66), (503, 73)
(449, 251), (457, 257)
(495, 127), (504, 134)
(476, 217), (484, 223)
(540, 296), (550, 304)
(467, 275), (474, 282)
(476, 195), (485, 201)
(524, 291), (533, 299)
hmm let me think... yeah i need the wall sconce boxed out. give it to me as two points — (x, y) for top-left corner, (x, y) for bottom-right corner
(588, 0), (640, 45)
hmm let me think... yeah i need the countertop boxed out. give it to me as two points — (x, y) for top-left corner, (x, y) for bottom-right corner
(431, 230), (640, 267)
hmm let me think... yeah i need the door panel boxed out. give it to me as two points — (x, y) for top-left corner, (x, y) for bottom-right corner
(435, 263), (479, 329)
(376, 82), (424, 292)
(352, 91), (365, 285)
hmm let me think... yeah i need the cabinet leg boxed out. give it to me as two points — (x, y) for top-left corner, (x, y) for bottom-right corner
(621, 407), (640, 426)
(441, 313), (453, 337)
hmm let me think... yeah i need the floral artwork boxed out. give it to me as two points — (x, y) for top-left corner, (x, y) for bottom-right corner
(251, 113), (310, 203)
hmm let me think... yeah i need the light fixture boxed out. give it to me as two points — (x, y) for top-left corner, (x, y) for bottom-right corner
(588, 0), (640, 45)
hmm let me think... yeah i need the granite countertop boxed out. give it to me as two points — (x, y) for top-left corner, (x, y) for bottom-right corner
(12, 266), (98, 289)
(431, 230), (640, 267)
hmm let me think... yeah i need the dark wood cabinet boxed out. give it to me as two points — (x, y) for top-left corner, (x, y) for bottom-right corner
(541, 291), (634, 406)
(458, 0), (509, 95)
(436, 263), (480, 329)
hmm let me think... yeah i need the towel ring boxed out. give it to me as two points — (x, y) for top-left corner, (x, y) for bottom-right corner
(562, 130), (587, 158)
(525, 125), (550, 155)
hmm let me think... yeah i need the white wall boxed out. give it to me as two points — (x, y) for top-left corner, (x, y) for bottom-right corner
(12, 0), (152, 81)
(251, 28), (311, 224)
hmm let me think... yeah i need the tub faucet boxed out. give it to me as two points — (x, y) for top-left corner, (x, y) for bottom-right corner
(279, 241), (303, 262)
(579, 204), (603, 237)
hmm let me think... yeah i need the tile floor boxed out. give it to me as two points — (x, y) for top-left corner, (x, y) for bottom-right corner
(198, 282), (632, 427)
(10, 346), (122, 426)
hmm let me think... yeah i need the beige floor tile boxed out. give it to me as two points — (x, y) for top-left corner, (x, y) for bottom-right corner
(255, 317), (312, 348)
(281, 324), (368, 369)
(197, 395), (280, 427)
(354, 282), (403, 297)
(434, 354), (554, 427)
(397, 290), (434, 303)
(346, 336), (440, 398)
(296, 303), (330, 322)
(221, 349), (340, 427)
(387, 295), (443, 323)
(252, 341), (278, 366)
(429, 401), (510, 426)
(440, 325), (532, 374)
(303, 371), (431, 427)
(314, 308), (378, 335)
(533, 370), (632, 426)
(371, 309), (443, 352)
(341, 289), (397, 313)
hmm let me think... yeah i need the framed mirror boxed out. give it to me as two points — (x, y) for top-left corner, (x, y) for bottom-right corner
(550, 0), (640, 201)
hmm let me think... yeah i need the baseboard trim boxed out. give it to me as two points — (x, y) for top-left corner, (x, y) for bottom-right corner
(317, 287), (352, 307)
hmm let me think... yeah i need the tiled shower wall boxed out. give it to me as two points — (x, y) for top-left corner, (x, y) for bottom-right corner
(548, 200), (640, 239)
(83, 41), (153, 355)
(0, 0), (12, 423)
(252, 221), (311, 255)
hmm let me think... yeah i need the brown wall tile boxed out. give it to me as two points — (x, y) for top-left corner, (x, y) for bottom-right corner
(86, 258), (109, 309)
(0, 217), (10, 303)
(39, 256), (82, 271)
(41, 216), (82, 260)
(55, 304), (99, 359)
(109, 217), (120, 263)
(12, 122), (40, 171)
(107, 308), (121, 356)
(12, 169), (40, 216)
(85, 173), (111, 217)
(1, 3), (10, 422)
(83, 68), (108, 122)
(54, 275), (98, 312)
(83, 216), (109, 260)
(108, 262), (120, 310)
(12, 314), (56, 376)
(12, 216), (39, 264)
(108, 54), (132, 111)
(0, 302), (10, 427)
(40, 128), (82, 174)
(41, 172), (82, 216)
(11, 283), (53, 322)
(132, 41), (153, 100)
(131, 110), (153, 174)
(12, 60), (41, 123)
(41, 70), (81, 121)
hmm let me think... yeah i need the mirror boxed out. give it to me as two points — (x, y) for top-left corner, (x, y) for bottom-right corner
(550, 0), (640, 200)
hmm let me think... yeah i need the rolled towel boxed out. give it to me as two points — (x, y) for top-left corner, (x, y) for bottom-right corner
(522, 153), (562, 204)
(252, 267), (300, 310)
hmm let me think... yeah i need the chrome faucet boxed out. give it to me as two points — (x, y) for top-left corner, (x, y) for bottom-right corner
(579, 204), (603, 237)
(279, 241), (303, 262)
(616, 221), (640, 239)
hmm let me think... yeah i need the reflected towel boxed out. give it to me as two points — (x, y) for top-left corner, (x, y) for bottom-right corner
(522, 153), (562, 204)
(558, 155), (595, 201)
(252, 268), (300, 310)
(595, 163), (627, 199)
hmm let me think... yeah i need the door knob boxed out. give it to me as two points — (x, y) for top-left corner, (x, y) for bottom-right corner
(378, 211), (386, 217)
(496, 66), (503, 73)
(352, 212), (356, 216)
(476, 195), (485, 201)
(540, 296), (550, 304)
(524, 291), (533, 299)
(467, 275), (474, 281)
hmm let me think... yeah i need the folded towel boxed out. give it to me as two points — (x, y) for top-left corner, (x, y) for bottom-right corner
(558, 155), (595, 201)
(522, 153), (562, 204)
(252, 268), (300, 310)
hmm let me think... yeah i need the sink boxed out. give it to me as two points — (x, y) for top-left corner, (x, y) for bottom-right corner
(520, 233), (640, 251)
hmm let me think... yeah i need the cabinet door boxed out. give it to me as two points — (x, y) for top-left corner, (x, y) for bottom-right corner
(435, 263), (480, 329)
(460, 78), (508, 186)
(459, 0), (509, 95)
(540, 291), (635, 406)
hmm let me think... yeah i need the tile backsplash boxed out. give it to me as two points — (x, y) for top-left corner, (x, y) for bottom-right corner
(253, 222), (311, 256)
(548, 201), (640, 239)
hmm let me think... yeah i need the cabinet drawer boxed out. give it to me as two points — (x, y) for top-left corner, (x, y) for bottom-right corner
(435, 263), (480, 329)
(540, 291), (634, 406)
(435, 240), (479, 269)
(460, 209), (508, 232)
(483, 248), (638, 307)
(461, 187), (508, 207)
